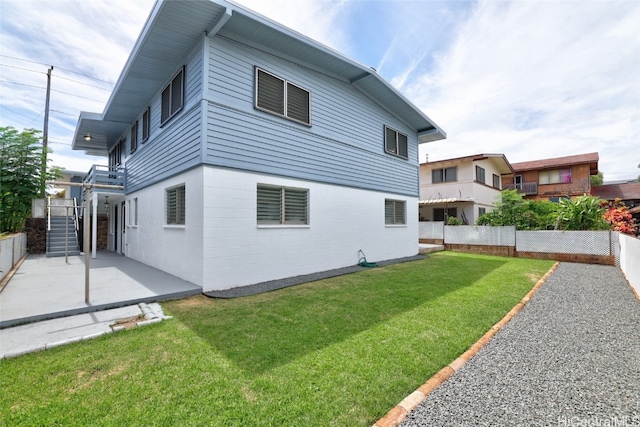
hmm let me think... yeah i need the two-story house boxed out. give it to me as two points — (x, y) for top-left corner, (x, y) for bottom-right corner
(502, 152), (599, 201)
(70, 0), (446, 292)
(419, 154), (513, 224)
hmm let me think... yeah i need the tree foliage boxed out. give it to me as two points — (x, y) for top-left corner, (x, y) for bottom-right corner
(603, 199), (638, 235)
(589, 172), (603, 187)
(0, 127), (61, 233)
(555, 195), (609, 231)
(476, 190), (559, 230)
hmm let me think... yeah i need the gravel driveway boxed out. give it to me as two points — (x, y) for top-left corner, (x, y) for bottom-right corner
(401, 262), (640, 427)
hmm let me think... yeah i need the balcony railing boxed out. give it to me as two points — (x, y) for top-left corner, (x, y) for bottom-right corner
(504, 182), (538, 195)
(81, 165), (126, 201)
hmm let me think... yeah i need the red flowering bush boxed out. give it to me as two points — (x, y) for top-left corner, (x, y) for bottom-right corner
(602, 199), (638, 235)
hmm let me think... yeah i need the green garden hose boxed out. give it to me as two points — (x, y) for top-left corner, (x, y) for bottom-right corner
(358, 250), (378, 268)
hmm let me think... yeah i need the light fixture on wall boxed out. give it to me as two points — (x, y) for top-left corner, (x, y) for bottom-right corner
(84, 134), (92, 142)
(104, 196), (109, 210)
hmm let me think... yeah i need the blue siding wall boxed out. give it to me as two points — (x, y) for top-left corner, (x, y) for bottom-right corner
(205, 36), (420, 197)
(123, 39), (204, 193)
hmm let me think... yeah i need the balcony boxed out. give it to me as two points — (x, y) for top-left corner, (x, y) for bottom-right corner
(82, 165), (126, 200)
(504, 182), (538, 195)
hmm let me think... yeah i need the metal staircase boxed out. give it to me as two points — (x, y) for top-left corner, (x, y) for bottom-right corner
(46, 216), (80, 257)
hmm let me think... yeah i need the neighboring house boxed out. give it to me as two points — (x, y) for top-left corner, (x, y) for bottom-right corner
(419, 154), (513, 224)
(591, 182), (640, 220)
(502, 152), (599, 201)
(70, 0), (446, 292)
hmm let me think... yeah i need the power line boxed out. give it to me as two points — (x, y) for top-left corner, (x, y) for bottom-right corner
(26, 110), (45, 127)
(0, 54), (115, 85)
(50, 88), (105, 103)
(0, 80), (46, 90)
(55, 74), (112, 91)
(0, 63), (44, 75)
(50, 109), (77, 116)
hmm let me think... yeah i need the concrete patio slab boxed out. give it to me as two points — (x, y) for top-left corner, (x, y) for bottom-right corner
(0, 252), (201, 328)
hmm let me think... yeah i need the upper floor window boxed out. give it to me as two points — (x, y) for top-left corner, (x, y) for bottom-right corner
(384, 126), (408, 159)
(161, 67), (184, 125)
(432, 167), (457, 183)
(385, 199), (406, 225)
(257, 184), (309, 225)
(255, 68), (311, 125)
(539, 168), (572, 185)
(142, 107), (150, 142)
(493, 174), (501, 189)
(476, 165), (486, 184)
(166, 184), (185, 225)
(130, 121), (138, 153)
(109, 139), (123, 168)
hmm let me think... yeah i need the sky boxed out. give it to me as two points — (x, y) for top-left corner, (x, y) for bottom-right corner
(1, 0), (639, 182)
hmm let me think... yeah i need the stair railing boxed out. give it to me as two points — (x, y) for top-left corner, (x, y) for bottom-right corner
(73, 197), (81, 251)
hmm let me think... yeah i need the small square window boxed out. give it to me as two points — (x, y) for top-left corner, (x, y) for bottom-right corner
(384, 126), (408, 159)
(385, 199), (406, 225)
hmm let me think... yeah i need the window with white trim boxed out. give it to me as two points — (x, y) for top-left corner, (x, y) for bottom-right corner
(166, 185), (185, 225)
(257, 184), (309, 225)
(130, 121), (138, 153)
(255, 68), (310, 125)
(385, 199), (406, 225)
(384, 126), (408, 159)
(432, 167), (457, 183)
(493, 174), (501, 189)
(476, 165), (485, 184)
(161, 67), (184, 125)
(142, 107), (150, 142)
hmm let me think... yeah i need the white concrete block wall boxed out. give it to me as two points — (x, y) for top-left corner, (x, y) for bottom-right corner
(0, 234), (27, 282)
(619, 233), (640, 295)
(201, 167), (419, 291)
(124, 168), (204, 287)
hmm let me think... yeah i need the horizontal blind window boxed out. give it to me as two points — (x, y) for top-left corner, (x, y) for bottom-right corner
(385, 199), (406, 225)
(257, 184), (309, 225)
(257, 185), (283, 224)
(166, 185), (185, 225)
(284, 188), (308, 224)
(256, 69), (285, 116)
(287, 83), (310, 124)
(384, 126), (408, 159)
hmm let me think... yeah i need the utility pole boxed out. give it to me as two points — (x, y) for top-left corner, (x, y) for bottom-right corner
(41, 66), (53, 197)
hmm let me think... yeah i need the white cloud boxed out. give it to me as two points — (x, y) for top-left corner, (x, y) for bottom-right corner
(404, 0), (640, 181)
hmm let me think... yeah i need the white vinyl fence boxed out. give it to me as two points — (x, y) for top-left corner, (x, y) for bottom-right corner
(516, 230), (613, 255)
(618, 234), (640, 295)
(419, 221), (444, 241)
(445, 225), (515, 246)
(0, 233), (27, 282)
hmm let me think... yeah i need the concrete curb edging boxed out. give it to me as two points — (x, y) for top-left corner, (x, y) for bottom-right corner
(1, 303), (173, 360)
(372, 261), (560, 427)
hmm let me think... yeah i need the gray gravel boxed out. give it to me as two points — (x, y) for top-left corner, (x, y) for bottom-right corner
(401, 262), (640, 427)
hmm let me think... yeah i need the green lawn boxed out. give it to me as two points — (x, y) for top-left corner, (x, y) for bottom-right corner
(1, 252), (553, 426)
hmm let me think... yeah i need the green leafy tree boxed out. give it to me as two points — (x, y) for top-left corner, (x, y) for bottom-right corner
(590, 172), (603, 187)
(477, 189), (528, 228)
(556, 195), (609, 231)
(0, 127), (61, 233)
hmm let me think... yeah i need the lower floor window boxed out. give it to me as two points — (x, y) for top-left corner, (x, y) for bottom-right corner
(166, 185), (185, 225)
(434, 207), (457, 221)
(257, 184), (309, 225)
(385, 199), (406, 225)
